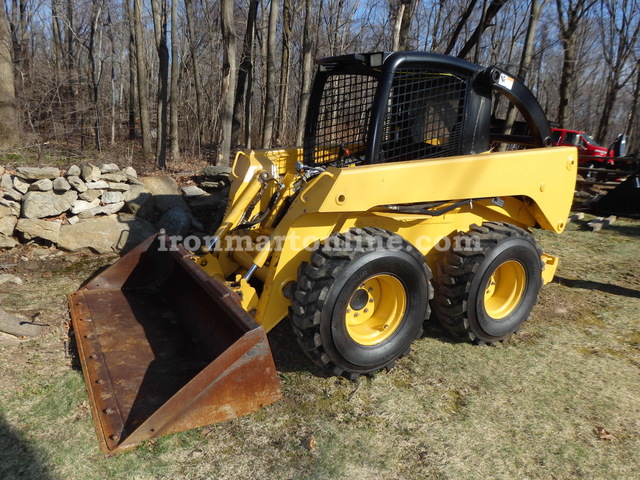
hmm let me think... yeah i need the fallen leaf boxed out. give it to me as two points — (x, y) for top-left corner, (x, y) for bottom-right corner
(309, 434), (316, 451)
(595, 426), (614, 441)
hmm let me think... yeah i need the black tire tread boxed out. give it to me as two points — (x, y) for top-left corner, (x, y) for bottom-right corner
(432, 221), (543, 345)
(290, 227), (433, 379)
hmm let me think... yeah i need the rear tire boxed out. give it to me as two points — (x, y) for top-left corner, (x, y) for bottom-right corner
(290, 227), (432, 379)
(433, 222), (543, 344)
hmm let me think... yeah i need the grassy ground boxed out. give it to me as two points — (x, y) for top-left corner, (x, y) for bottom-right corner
(0, 214), (639, 480)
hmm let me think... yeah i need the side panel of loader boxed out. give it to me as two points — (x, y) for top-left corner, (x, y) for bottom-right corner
(236, 146), (577, 332)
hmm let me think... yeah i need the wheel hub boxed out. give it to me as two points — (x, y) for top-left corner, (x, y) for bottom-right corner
(483, 260), (526, 319)
(349, 289), (369, 311)
(345, 274), (406, 346)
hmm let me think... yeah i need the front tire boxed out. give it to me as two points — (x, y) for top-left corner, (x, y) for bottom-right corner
(433, 222), (543, 344)
(290, 227), (432, 379)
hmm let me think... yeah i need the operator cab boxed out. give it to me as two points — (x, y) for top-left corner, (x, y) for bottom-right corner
(304, 51), (552, 168)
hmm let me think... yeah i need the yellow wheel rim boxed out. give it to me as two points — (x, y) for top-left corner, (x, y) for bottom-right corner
(345, 274), (406, 346)
(483, 260), (526, 319)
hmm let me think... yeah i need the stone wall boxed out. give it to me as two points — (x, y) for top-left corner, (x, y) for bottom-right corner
(0, 164), (229, 253)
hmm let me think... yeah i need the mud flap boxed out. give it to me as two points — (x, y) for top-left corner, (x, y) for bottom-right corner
(68, 234), (282, 454)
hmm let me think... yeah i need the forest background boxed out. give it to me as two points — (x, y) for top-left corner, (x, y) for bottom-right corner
(0, 0), (638, 170)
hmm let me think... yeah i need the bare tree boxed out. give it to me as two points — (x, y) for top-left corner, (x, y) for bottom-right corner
(152, 0), (169, 168)
(125, 0), (136, 140)
(87, 0), (105, 151)
(65, 0), (79, 137)
(595, 0), (640, 144)
(501, 0), (543, 142)
(133, 0), (152, 158)
(232, 0), (259, 149)
(444, 0), (479, 55)
(51, 0), (64, 73)
(185, 0), (204, 151)
(392, 0), (416, 50)
(555, 0), (598, 127)
(169, 0), (179, 162)
(0, 0), (638, 167)
(457, 0), (509, 60)
(220, 0), (237, 164)
(106, 6), (119, 146)
(262, 0), (279, 148)
(275, 0), (294, 144)
(8, 0), (30, 84)
(296, 0), (314, 144)
(624, 59), (640, 154)
(0, 0), (19, 148)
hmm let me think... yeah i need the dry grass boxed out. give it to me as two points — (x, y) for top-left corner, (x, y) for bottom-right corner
(1, 214), (639, 480)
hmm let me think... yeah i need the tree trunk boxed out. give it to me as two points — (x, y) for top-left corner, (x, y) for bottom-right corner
(65, 0), (79, 137)
(220, 0), (237, 164)
(262, 0), (279, 148)
(126, 0), (136, 140)
(444, 0), (479, 55)
(107, 7), (117, 146)
(276, 0), (292, 144)
(391, 4), (405, 51)
(51, 0), (64, 73)
(397, 0), (416, 50)
(296, 0), (314, 145)
(133, 0), (152, 158)
(597, 82), (623, 144)
(595, 0), (640, 144)
(557, 28), (578, 127)
(555, 0), (598, 127)
(501, 0), (541, 142)
(88, 0), (104, 151)
(624, 60), (640, 152)
(152, 0), (169, 169)
(457, 0), (508, 60)
(169, 0), (180, 162)
(185, 0), (204, 151)
(8, 0), (29, 87)
(0, 0), (19, 149)
(231, 0), (259, 149)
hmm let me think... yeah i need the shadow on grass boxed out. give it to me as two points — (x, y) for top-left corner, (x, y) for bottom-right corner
(554, 275), (640, 299)
(266, 315), (461, 378)
(267, 320), (332, 378)
(0, 412), (57, 480)
(606, 222), (640, 237)
(571, 217), (640, 237)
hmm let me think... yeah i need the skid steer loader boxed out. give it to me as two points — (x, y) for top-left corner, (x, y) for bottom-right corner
(69, 51), (577, 454)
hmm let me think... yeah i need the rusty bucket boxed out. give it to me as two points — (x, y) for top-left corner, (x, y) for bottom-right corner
(68, 234), (282, 454)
